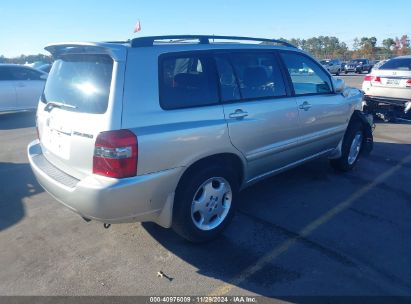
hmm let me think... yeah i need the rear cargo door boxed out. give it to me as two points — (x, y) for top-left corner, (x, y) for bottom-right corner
(36, 46), (126, 179)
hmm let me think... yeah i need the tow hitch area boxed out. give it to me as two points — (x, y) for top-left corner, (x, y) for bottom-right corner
(103, 223), (111, 229)
(82, 216), (91, 223)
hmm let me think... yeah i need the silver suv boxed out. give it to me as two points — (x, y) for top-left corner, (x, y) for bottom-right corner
(28, 35), (373, 242)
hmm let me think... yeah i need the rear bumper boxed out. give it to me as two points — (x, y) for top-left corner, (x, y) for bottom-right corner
(27, 140), (182, 227)
(364, 95), (411, 110)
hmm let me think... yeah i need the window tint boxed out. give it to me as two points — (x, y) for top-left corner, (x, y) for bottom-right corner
(9, 67), (42, 80)
(228, 53), (286, 99)
(42, 54), (113, 114)
(280, 52), (332, 95)
(380, 58), (411, 71)
(0, 67), (13, 80)
(160, 55), (219, 109)
(214, 56), (241, 102)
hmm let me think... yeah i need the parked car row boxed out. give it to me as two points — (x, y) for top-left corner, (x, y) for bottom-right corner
(320, 58), (376, 75)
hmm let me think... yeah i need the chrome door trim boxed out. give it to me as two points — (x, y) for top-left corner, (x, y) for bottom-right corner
(244, 148), (334, 187)
(246, 125), (346, 162)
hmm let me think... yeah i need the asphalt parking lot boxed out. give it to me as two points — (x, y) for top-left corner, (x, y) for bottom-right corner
(0, 75), (410, 298)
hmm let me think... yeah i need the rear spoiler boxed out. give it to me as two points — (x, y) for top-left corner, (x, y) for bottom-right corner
(45, 42), (128, 61)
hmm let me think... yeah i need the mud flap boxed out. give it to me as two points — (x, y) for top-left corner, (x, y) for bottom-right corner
(352, 111), (374, 156)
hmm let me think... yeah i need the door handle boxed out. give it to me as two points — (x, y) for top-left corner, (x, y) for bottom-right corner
(299, 101), (312, 111)
(16, 83), (26, 87)
(229, 109), (248, 120)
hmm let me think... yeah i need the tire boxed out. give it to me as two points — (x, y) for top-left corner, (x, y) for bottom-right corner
(345, 70), (348, 74)
(336, 69), (340, 76)
(172, 163), (239, 242)
(330, 121), (364, 172)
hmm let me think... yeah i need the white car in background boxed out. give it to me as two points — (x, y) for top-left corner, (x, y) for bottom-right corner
(320, 59), (342, 75)
(0, 64), (47, 112)
(362, 56), (411, 121)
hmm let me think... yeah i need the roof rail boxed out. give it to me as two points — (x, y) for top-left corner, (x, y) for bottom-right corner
(131, 35), (296, 48)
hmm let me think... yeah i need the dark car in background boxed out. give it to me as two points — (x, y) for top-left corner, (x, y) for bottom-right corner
(345, 59), (373, 74)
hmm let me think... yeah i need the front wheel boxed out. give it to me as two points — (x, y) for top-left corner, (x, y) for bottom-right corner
(330, 121), (364, 172)
(172, 164), (239, 242)
(336, 69), (340, 76)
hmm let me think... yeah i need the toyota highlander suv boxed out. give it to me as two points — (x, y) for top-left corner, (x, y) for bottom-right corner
(28, 35), (373, 242)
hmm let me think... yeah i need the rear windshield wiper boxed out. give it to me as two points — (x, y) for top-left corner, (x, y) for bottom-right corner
(44, 101), (78, 112)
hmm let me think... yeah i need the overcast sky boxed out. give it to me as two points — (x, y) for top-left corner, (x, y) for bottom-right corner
(1, 0), (410, 57)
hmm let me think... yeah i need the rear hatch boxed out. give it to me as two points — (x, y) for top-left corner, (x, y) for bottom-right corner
(37, 43), (127, 180)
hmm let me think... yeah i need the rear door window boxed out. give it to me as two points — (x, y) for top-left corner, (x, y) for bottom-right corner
(214, 56), (241, 102)
(41, 54), (113, 114)
(159, 54), (219, 110)
(227, 52), (286, 100)
(280, 52), (332, 95)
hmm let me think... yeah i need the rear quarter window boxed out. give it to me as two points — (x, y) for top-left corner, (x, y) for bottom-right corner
(159, 54), (219, 110)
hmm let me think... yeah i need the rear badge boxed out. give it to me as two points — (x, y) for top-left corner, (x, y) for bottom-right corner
(73, 131), (93, 139)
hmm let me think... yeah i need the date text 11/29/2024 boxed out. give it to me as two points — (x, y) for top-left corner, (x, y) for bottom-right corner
(149, 296), (257, 303)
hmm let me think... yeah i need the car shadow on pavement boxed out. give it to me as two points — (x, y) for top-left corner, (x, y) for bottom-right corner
(0, 111), (36, 130)
(0, 162), (43, 231)
(143, 141), (411, 297)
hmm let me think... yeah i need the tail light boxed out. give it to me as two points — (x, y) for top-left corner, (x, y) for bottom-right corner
(364, 75), (381, 83)
(93, 130), (138, 178)
(364, 75), (373, 81)
(406, 79), (411, 87)
(373, 76), (381, 83)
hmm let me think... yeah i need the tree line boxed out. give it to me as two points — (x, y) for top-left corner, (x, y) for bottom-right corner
(276, 35), (411, 60)
(0, 54), (52, 64)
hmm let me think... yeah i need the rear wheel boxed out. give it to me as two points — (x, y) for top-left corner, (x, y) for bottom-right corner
(336, 69), (340, 76)
(172, 164), (239, 242)
(330, 121), (364, 172)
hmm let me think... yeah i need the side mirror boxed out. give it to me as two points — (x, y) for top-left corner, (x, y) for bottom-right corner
(40, 74), (48, 80)
(333, 78), (345, 93)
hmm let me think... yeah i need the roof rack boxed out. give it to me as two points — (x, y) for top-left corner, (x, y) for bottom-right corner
(131, 35), (296, 48)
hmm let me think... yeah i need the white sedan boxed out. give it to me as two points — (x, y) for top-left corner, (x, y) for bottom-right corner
(0, 64), (47, 112)
(362, 56), (411, 121)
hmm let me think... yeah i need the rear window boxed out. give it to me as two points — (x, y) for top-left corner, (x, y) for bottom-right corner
(380, 58), (411, 71)
(41, 54), (113, 114)
(159, 54), (219, 110)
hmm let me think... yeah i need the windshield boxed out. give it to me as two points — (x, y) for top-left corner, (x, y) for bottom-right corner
(41, 54), (113, 114)
(379, 58), (411, 71)
(320, 60), (331, 65)
(350, 59), (364, 64)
